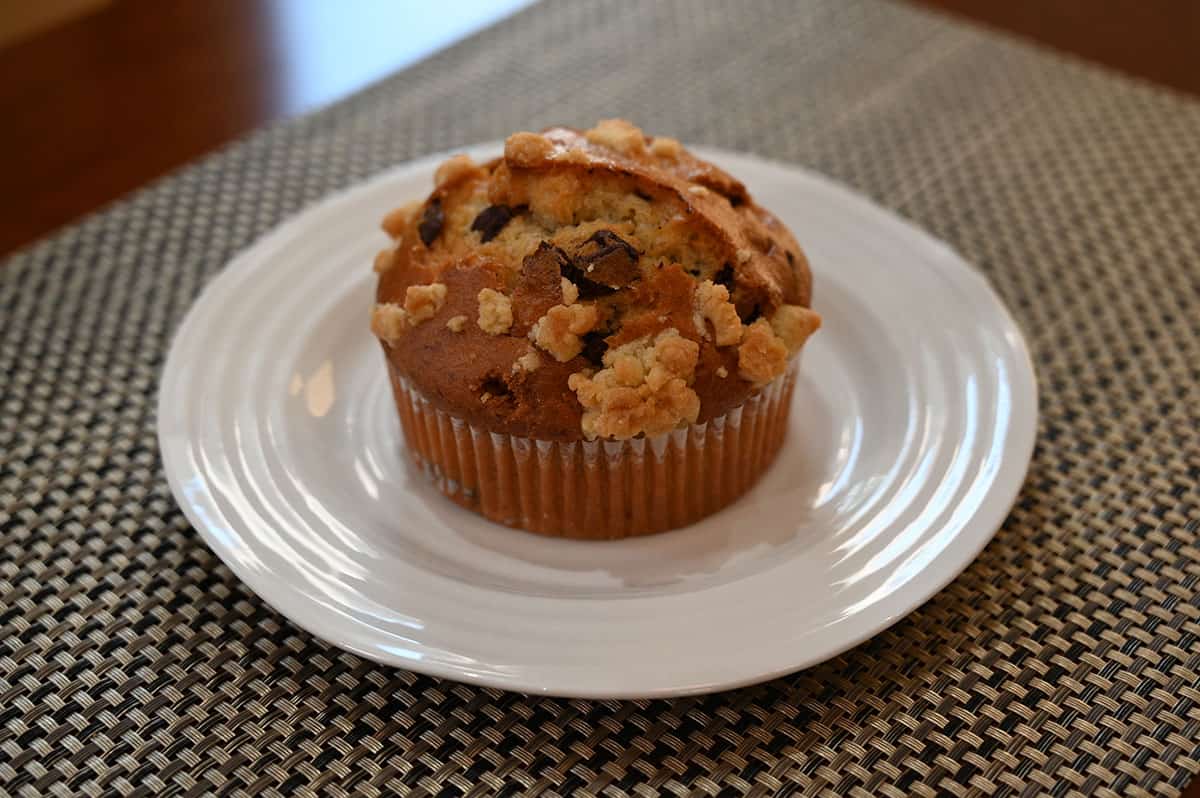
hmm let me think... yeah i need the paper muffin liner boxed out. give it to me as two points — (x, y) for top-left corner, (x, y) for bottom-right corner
(387, 362), (798, 539)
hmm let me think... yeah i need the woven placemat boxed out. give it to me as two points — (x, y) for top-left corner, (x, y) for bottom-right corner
(3, 0), (1199, 795)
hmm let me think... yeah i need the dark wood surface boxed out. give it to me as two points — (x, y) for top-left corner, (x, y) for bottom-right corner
(0, 0), (524, 258)
(1, 0), (1198, 258)
(916, 0), (1200, 97)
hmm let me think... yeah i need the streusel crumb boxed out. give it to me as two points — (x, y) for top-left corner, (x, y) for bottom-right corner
(561, 277), (579, 305)
(649, 137), (681, 159)
(769, 304), (822, 353)
(513, 351), (542, 373)
(568, 329), (700, 439)
(404, 283), (447, 325)
(434, 154), (480, 188)
(738, 318), (789, 385)
(694, 280), (743, 346)
(370, 303), (409, 345)
(584, 119), (647, 156)
(504, 132), (554, 166)
(381, 200), (421, 238)
(476, 288), (514, 335)
(531, 303), (599, 361)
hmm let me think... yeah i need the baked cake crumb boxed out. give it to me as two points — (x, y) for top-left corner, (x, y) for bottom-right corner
(738, 319), (790, 385)
(445, 315), (468, 332)
(568, 329), (700, 439)
(716, 366), (729, 378)
(404, 283), (447, 325)
(695, 280), (743, 346)
(531, 303), (600, 361)
(736, 248), (753, 264)
(687, 185), (709, 196)
(370, 303), (409, 345)
(476, 288), (514, 335)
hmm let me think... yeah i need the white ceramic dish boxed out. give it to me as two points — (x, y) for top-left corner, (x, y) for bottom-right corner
(158, 145), (1037, 699)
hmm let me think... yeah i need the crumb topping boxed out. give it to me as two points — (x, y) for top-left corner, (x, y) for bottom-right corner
(560, 277), (579, 305)
(694, 280), (743, 346)
(568, 329), (700, 439)
(769, 304), (822, 354)
(584, 119), (648, 156)
(373, 246), (396, 274)
(476, 288), (514, 335)
(531, 303), (600, 361)
(513, 351), (542, 373)
(374, 119), (818, 440)
(434, 154), (479, 187)
(504, 132), (554, 166)
(370, 303), (409, 345)
(738, 319), (790, 385)
(381, 200), (421, 238)
(649, 137), (681, 159)
(404, 283), (447, 324)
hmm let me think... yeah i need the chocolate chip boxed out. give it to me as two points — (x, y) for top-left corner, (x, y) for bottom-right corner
(560, 261), (617, 300)
(523, 241), (572, 275)
(786, 251), (796, 266)
(512, 243), (572, 332)
(418, 198), (444, 246)
(580, 331), (609, 366)
(728, 194), (745, 208)
(470, 204), (524, 243)
(572, 230), (640, 289)
(713, 263), (735, 290)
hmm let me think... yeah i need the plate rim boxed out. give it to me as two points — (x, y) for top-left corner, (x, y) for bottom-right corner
(158, 144), (1039, 698)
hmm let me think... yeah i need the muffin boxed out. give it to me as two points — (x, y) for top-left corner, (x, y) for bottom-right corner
(371, 120), (820, 539)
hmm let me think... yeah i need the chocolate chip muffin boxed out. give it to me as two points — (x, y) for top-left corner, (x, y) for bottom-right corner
(371, 120), (820, 538)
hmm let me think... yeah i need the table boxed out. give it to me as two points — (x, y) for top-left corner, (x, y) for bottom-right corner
(2, 0), (1199, 794)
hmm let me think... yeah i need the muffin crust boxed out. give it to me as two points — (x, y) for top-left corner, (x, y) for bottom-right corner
(373, 120), (819, 441)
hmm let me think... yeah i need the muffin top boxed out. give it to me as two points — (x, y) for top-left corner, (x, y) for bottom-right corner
(371, 120), (820, 442)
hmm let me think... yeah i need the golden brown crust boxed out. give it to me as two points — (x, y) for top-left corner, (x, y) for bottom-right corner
(373, 120), (819, 440)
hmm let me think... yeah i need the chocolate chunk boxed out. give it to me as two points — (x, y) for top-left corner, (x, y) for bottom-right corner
(512, 242), (573, 332)
(572, 230), (641, 289)
(523, 241), (572, 276)
(580, 331), (609, 366)
(418, 198), (444, 246)
(713, 263), (735, 290)
(470, 204), (524, 243)
(560, 260), (617, 300)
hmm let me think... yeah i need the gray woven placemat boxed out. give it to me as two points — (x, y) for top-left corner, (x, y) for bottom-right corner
(3, 0), (1199, 795)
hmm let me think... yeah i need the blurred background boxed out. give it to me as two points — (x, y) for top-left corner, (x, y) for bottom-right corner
(1, 0), (1197, 259)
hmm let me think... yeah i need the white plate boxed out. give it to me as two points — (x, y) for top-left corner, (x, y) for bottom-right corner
(158, 145), (1037, 699)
